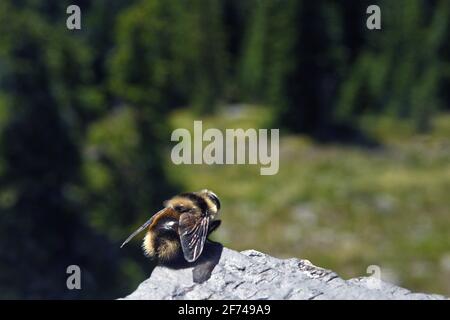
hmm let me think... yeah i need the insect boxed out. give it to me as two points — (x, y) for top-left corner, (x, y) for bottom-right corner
(120, 190), (222, 270)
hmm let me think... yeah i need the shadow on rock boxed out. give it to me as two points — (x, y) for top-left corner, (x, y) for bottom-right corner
(147, 241), (224, 284)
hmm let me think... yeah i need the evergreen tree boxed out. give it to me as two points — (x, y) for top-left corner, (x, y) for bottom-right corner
(241, 0), (349, 139)
(0, 2), (125, 298)
(336, 0), (448, 132)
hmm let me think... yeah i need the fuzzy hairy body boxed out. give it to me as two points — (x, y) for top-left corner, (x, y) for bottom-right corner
(120, 190), (222, 282)
(141, 206), (183, 265)
(140, 190), (221, 266)
(143, 230), (182, 263)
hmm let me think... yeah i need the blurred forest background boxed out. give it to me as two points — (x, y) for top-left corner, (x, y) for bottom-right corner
(0, 0), (449, 299)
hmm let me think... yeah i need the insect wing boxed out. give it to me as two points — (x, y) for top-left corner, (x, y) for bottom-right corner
(120, 208), (169, 248)
(179, 213), (210, 262)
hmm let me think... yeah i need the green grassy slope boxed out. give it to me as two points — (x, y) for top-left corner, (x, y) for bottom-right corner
(165, 106), (450, 296)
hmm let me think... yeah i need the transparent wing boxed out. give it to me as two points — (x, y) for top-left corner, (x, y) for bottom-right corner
(179, 213), (210, 262)
(120, 208), (168, 248)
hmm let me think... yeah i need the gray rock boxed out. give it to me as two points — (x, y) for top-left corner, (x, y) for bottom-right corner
(121, 248), (447, 300)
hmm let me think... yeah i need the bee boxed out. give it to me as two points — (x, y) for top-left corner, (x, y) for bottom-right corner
(120, 189), (222, 269)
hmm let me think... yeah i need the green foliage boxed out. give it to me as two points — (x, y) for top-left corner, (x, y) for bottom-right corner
(0, 0), (448, 298)
(0, 1), (124, 299)
(168, 106), (450, 296)
(240, 0), (352, 135)
(0, 0), (171, 298)
(110, 0), (186, 109)
(240, 0), (449, 135)
(336, 0), (449, 132)
(109, 0), (227, 114)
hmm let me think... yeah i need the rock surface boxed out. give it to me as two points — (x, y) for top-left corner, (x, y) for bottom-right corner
(122, 248), (447, 300)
